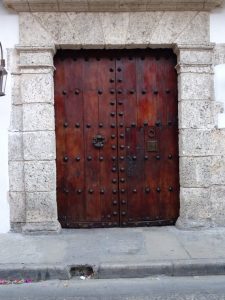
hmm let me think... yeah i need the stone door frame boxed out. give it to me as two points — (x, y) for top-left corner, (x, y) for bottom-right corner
(8, 10), (225, 233)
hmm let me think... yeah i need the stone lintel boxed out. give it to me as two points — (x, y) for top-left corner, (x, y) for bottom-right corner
(3, 0), (225, 12)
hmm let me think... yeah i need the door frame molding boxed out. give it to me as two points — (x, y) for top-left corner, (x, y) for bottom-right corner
(8, 10), (219, 233)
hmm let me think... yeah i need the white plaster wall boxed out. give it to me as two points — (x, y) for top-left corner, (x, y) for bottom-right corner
(210, 4), (225, 43)
(211, 3), (225, 128)
(0, 2), (18, 233)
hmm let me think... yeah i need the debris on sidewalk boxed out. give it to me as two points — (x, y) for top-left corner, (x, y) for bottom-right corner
(79, 274), (93, 280)
(0, 279), (32, 285)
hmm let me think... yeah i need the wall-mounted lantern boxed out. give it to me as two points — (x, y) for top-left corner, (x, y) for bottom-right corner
(0, 42), (8, 97)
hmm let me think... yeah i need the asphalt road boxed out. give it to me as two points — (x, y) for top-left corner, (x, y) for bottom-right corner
(1, 276), (225, 300)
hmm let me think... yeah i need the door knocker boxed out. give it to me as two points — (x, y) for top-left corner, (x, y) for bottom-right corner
(92, 134), (105, 149)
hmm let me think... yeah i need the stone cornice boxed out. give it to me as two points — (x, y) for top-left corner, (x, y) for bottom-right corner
(3, 0), (225, 12)
(16, 45), (56, 53)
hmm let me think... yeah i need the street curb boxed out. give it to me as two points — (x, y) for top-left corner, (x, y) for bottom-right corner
(0, 264), (71, 281)
(1, 259), (225, 281)
(97, 259), (225, 279)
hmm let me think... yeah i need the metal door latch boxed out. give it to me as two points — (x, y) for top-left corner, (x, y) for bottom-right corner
(92, 134), (105, 148)
(147, 140), (158, 152)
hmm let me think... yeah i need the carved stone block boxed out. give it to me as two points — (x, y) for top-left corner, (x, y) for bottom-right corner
(23, 103), (54, 131)
(25, 191), (58, 222)
(23, 131), (56, 160)
(9, 161), (24, 192)
(177, 187), (212, 229)
(9, 192), (26, 223)
(21, 73), (53, 103)
(24, 161), (56, 192)
(8, 132), (23, 161)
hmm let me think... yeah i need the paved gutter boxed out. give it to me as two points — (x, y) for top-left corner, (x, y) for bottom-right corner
(1, 259), (225, 281)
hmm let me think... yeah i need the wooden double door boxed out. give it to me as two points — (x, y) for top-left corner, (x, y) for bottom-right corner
(54, 49), (179, 228)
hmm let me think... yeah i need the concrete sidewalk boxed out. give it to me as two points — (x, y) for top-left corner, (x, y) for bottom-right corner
(1, 226), (225, 280)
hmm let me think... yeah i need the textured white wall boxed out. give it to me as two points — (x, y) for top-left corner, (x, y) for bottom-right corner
(211, 4), (225, 128)
(0, 2), (18, 233)
(210, 4), (225, 43)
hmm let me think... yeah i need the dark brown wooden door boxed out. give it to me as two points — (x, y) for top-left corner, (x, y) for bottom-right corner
(54, 49), (179, 228)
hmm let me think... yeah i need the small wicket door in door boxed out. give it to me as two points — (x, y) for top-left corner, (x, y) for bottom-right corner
(54, 49), (179, 228)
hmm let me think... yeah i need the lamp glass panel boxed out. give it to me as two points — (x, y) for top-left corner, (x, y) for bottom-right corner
(0, 68), (7, 96)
